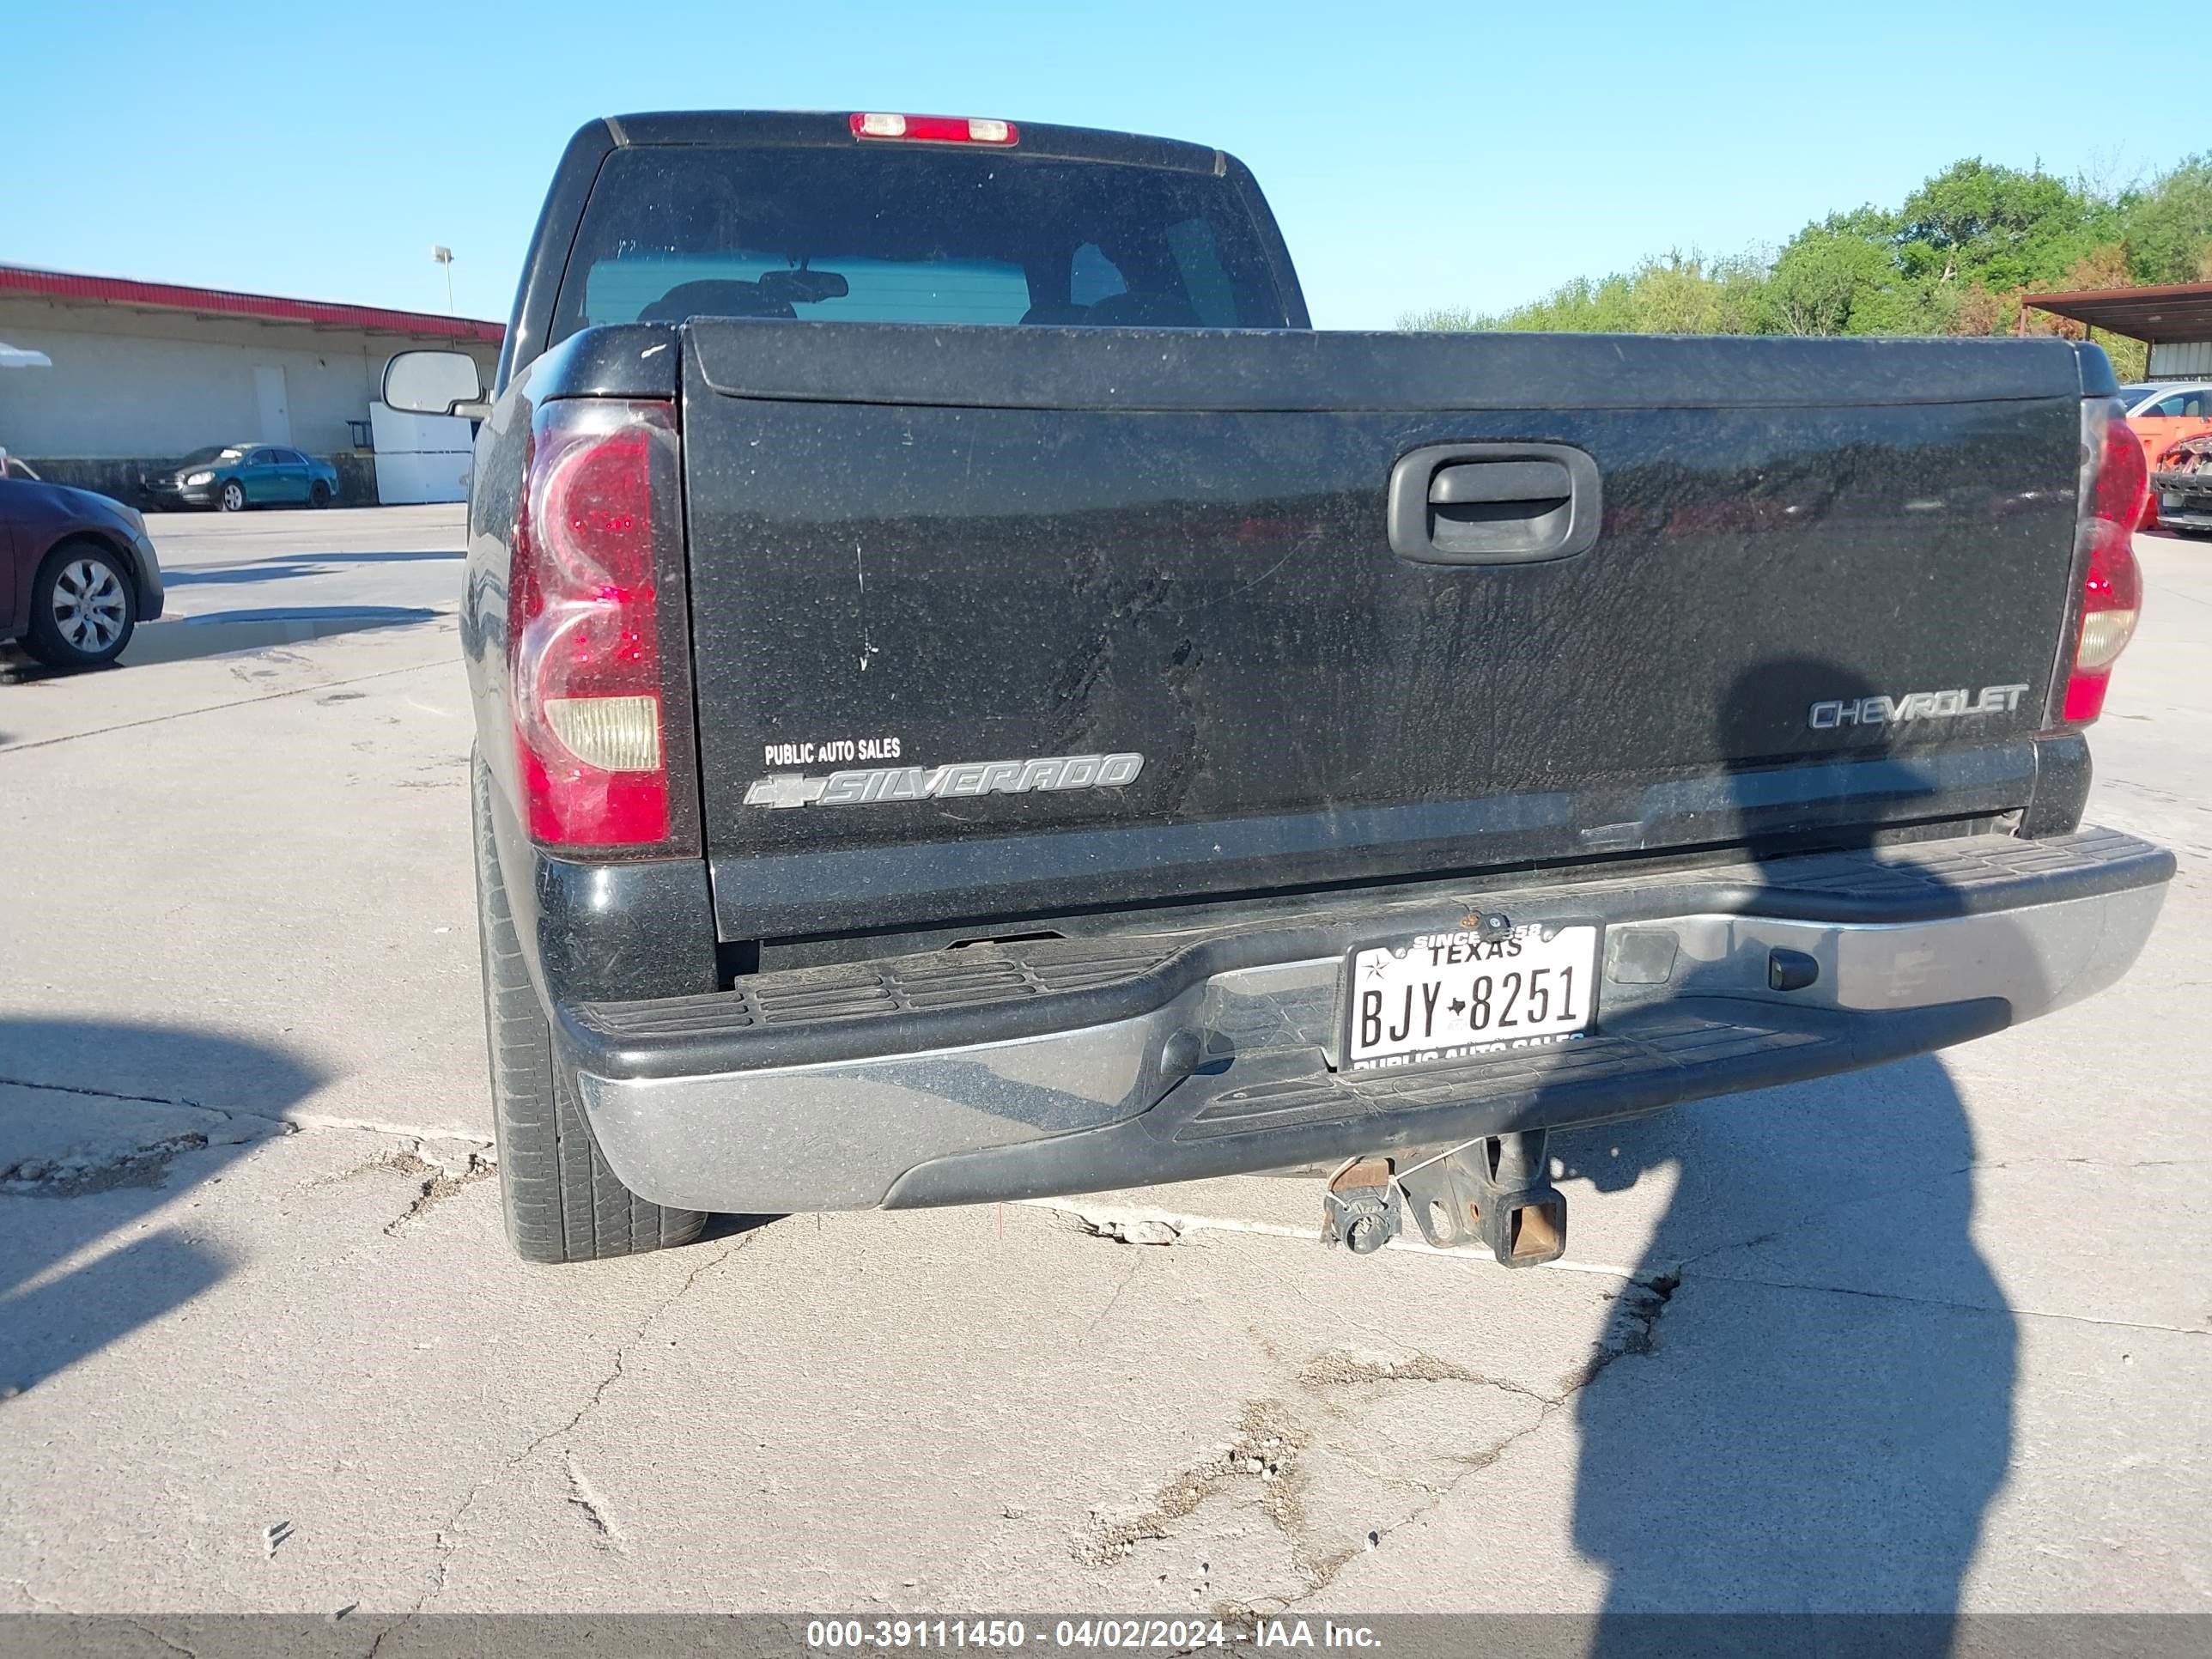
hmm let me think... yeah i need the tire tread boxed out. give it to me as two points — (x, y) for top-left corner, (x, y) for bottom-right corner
(472, 752), (705, 1262)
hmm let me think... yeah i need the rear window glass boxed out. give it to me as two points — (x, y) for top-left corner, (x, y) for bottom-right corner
(552, 144), (1291, 340)
(583, 252), (1032, 326)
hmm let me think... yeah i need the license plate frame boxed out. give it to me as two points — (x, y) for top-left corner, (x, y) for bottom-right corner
(1340, 920), (1602, 1075)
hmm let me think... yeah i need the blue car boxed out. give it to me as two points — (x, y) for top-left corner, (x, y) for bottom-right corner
(142, 443), (341, 512)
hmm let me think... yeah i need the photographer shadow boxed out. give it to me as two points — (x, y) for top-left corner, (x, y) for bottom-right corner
(1564, 657), (2025, 1654)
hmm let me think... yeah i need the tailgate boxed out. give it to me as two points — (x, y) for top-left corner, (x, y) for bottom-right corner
(678, 323), (2091, 939)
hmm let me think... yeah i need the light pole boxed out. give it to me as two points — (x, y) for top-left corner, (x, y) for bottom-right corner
(431, 246), (454, 313)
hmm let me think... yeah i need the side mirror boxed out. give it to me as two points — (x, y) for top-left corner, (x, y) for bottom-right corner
(383, 350), (488, 418)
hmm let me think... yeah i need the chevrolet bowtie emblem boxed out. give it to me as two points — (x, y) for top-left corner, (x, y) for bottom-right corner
(743, 774), (830, 810)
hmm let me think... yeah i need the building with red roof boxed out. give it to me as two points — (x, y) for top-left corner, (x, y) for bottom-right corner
(0, 264), (504, 506)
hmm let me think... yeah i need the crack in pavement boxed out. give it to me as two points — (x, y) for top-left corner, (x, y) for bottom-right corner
(2, 1131), (216, 1196)
(380, 1151), (496, 1237)
(0, 1073), (233, 1114)
(412, 1237), (750, 1613)
(281, 1114), (492, 1142)
(1058, 1135), (2191, 1607)
(1679, 1269), (2210, 1335)
(1285, 1145), (2171, 1598)
(1074, 1400), (1309, 1571)
(1, 1075), (496, 1200)
(1, 1072), (489, 1149)
(1085, 1255), (1145, 1338)
(1647, 1156), (1999, 1284)
(1079, 1273), (1683, 1611)
(562, 1451), (628, 1554)
(1264, 1175), (2202, 1610)
(120, 1617), (198, 1659)
(1270, 1271), (1680, 1610)
(1650, 1154), (2210, 1334)
(8, 1577), (69, 1613)
(1295, 1349), (1562, 1407)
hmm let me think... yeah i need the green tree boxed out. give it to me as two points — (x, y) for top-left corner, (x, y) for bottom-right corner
(1891, 159), (2116, 292)
(1636, 252), (1767, 333)
(1406, 149), (2203, 349)
(2012, 242), (2149, 376)
(2121, 155), (2212, 283)
(1763, 226), (1901, 334)
(1404, 252), (1766, 334)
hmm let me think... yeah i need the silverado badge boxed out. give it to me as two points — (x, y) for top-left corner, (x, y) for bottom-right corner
(744, 751), (1145, 809)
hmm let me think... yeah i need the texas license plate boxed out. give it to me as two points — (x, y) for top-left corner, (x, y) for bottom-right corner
(1343, 922), (1600, 1073)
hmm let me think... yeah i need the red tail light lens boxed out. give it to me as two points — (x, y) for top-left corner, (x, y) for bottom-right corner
(2061, 398), (2148, 725)
(508, 399), (680, 848)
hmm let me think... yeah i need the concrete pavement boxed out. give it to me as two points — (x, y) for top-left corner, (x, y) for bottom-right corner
(0, 507), (2205, 1617)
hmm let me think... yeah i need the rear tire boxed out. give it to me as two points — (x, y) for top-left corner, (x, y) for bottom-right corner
(471, 750), (707, 1262)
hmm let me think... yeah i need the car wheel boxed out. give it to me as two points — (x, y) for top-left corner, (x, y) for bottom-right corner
(471, 748), (708, 1262)
(217, 479), (246, 512)
(21, 540), (137, 669)
(309, 480), (332, 508)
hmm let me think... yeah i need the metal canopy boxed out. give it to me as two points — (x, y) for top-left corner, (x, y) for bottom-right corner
(2023, 282), (2212, 344)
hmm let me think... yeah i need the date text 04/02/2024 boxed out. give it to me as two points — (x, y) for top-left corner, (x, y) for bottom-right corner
(801, 1619), (1381, 1650)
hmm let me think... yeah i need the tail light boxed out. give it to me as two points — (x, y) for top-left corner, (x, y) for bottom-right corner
(849, 112), (1018, 146)
(2059, 397), (2148, 725)
(508, 398), (687, 851)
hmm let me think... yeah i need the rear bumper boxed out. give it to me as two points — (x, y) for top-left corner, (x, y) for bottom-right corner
(553, 827), (2172, 1214)
(2151, 476), (2212, 532)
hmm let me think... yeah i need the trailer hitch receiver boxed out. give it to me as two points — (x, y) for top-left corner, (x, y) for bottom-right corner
(1397, 1131), (1567, 1267)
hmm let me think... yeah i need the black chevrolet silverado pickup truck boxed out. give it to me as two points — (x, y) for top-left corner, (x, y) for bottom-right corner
(386, 109), (2172, 1267)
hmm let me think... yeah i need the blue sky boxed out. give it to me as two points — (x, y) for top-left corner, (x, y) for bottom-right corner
(3, 2), (2196, 329)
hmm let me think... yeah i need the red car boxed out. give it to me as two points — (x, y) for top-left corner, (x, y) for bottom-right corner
(2118, 382), (2212, 530)
(1, 465), (165, 668)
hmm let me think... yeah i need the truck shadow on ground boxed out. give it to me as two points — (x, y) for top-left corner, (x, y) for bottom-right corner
(1559, 655), (2024, 1650)
(0, 1018), (326, 1395)
(161, 550), (466, 588)
(120, 606), (445, 666)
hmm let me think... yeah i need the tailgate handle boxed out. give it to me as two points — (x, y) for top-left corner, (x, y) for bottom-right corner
(1431, 459), (1570, 506)
(1388, 442), (1601, 565)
